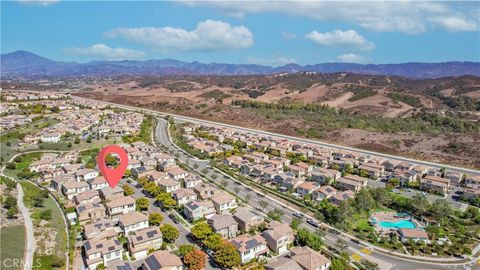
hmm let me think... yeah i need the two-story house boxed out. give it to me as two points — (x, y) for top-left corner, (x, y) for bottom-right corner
(172, 188), (197, 205)
(233, 207), (265, 233)
(83, 238), (123, 270)
(262, 221), (294, 254)
(211, 192), (238, 214)
(128, 227), (163, 259)
(106, 196), (136, 220)
(183, 200), (216, 221)
(208, 214), (239, 239)
(229, 234), (268, 263)
(119, 212), (149, 235)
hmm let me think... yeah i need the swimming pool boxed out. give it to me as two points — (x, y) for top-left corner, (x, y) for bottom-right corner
(376, 219), (416, 229)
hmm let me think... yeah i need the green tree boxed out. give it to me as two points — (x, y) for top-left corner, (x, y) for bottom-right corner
(136, 198), (150, 211)
(122, 184), (134, 196)
(74, 137), (81, 144)
(178, 244), (196, 257)
(6, 206), (18, 218)
(184, 250), (206, 270)
(295, 228), (323, 251)
(204, 233), (224, 251)
(354, 188), (376, 212)
(6, 162), (16, 170)
(191, 222), (213, 241)
(160, 224), (179, 243)
(290, 218), (302, 230)
(148, 213), (164, 226)
(330, 258), (352, 270)
(40, 209), (52, 220)
(3, 195), (17, 209)
(214, 242), (240, 269)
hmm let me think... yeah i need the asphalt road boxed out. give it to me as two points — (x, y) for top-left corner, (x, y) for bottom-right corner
(154, 117), (479, 270)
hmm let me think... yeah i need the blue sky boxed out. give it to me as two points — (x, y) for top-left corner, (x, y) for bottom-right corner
(1, 1), (479, 65)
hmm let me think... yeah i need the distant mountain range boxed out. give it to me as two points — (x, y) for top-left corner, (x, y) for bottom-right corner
(1, 50), (479, 79)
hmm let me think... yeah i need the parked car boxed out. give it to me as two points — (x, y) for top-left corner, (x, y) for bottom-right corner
(307, 219), (319, 227)
(169, 213), (179, 224)
(292, 211), (304, 219)
(206, 249), (215, 258)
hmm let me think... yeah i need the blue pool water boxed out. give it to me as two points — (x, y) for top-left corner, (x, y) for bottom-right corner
(378, 220), (416, 229)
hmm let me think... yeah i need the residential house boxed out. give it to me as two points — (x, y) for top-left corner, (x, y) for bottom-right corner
(119, 212), (149, 235)
(172, 188), (197, 205)
(76, 201), (106, 224)
(208, 214), (239, 239)
(329, 190), (355, 206)
(229, 234), (268, 264)
(183, 200), (216, 221)
(465, 175), (480, 186)
(142, 251), (183, 270)
(128, 227), (163, 259)
(83, 218), (117, 240)
(73, 190), (100, 205)
(88, 176), (109, 190)
(335, 175), (368, 193)
(182, 175), (202, 189)
(99, 186), (124, 201)
(358, 163), (385, 178)
(309, 168), (341, 184)
(75, 168), (99, 181)
(211, 192), (238, 214)
(312, 185), (337, 201)
(296, 181), (319, 197)
(262, 221), (294, 254)
(62, 181), (89, 200)
(193, 181), (219, 198)
(157, 178), (181, 193)
(420, 175), (451, 194)
(445, 172), (463, 187)
(233, 207), (265, 233)
(106, 196), (136, 220)
(84, 238), (123, 270)
(167, 166), (188, 180)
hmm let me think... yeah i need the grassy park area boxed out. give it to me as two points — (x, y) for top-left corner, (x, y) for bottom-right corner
(0, 225), (26, 270)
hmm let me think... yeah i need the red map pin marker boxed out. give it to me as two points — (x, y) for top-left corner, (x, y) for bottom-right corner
(97, 145), (129, 188)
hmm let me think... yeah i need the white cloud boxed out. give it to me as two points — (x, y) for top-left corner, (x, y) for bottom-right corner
(336, 54), (368, 64)
(62, 44), (145, 60)
(104, 20), (253, 52)
(246, 55), (297, 66)
(281, 32), (297, 39)
(16, 0), (59, 6)
(306, 30), (374, 51)
(429, 16), (478, 32)
(181, 1), (479, 34)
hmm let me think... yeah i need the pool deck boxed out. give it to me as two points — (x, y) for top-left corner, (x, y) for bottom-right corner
(370, 212), (423, 235)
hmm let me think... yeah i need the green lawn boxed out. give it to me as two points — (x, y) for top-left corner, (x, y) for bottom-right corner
(20, 181), (67, 270)
(4, 152), (42, 179)
(354, 218), (372, 231)
(0, 225), (26, 270)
